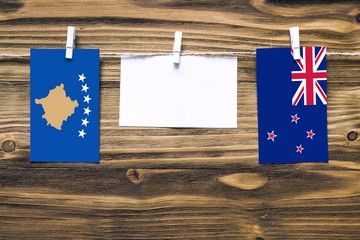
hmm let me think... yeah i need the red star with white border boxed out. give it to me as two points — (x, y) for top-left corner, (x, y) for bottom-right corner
(291, 113), (300, 124)
(306, 129), (315, 140)
(296, 144), (304, 154)
(267, 130), (277, 142)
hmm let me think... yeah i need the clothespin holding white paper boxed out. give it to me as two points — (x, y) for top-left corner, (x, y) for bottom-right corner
(290, 27), (300, 60)
(66, 26), (76, 59)
(173, 31), (182, 64)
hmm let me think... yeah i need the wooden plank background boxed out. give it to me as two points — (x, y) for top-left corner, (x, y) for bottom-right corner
(0, 0), (359, 239)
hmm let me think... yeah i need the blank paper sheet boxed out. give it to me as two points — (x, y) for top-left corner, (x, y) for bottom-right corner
(119, 55), (237, 128)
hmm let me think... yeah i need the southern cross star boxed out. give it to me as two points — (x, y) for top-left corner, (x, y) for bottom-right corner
(291, 113), (300, 124)
(296, 144), (304, 154)
(306, 129), (315, 140)
(267, 130), (277, 142)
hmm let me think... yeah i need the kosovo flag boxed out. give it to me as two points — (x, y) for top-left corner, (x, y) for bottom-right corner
(30, 49), (100, 163)
(256, 47), (328, 164)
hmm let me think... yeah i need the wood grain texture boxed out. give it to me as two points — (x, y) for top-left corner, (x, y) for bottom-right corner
(0, 0), (359, 239)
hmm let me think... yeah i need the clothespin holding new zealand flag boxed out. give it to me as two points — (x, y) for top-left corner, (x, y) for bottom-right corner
(290, 27), (300, 60)
(255, 27), (328, 164)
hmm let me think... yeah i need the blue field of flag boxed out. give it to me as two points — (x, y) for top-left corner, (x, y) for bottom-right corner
(256, 47), (328, 164)
(30, 49), (100, 163)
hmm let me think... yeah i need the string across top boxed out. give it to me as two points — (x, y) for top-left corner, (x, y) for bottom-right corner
(0, 51), (359, 58)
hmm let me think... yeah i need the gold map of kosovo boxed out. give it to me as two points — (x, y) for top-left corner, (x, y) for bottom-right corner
(35, 83), (79, 130)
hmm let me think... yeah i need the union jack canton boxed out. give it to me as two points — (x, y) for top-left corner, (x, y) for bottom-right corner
(291, 47), (327, 106)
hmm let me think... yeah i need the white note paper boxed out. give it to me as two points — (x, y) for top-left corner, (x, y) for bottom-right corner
(119, 55), (237, 128)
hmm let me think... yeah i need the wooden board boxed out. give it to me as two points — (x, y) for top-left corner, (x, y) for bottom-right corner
(0, 0), (359, 239)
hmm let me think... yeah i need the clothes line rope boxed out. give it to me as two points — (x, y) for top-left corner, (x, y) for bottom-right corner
(0, 51), (359, 58)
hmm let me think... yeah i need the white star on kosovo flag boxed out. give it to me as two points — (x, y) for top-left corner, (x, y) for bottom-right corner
(84, 95), (92, 103)
(81, 84), (89, 92)
(81, 118), (89, 127)
(84, 107), (91, 115)
(79, 73), (86, 82)
(78, 129), (86, 138)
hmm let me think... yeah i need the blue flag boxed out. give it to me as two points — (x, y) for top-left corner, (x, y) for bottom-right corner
(30, 49), (100, 163)
(256, 47), (328, 164)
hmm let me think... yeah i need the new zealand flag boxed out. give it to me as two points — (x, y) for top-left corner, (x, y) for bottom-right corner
(30, 49), (100, 163)
(256, 47), (328, 164)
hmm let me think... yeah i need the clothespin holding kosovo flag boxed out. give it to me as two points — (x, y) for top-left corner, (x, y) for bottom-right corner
(66, 26), (76, 59)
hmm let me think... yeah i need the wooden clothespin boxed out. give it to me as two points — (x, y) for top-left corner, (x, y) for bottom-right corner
(290, 27), (300, 60)
(173, 31), (182, 64)
(66, 26), (76, 59)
